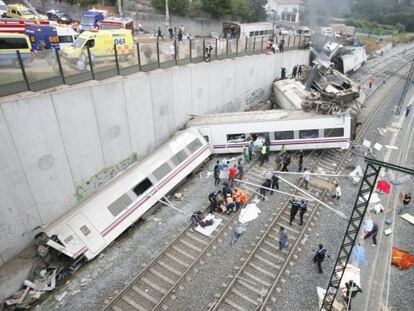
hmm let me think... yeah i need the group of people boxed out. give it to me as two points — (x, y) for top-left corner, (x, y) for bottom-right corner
(266, 38), (285, 54)
(208, 182), (248, 215)
(157, 25), (186, 41)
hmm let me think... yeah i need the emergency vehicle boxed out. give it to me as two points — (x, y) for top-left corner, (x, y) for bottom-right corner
(25, 24), (77, 50)
(6, 4), (45, 21)
(100, 17), (134, 34)
(62, 29), (133, 63)
(0, 32), (32, 65)
(0, 18), (50, 33)
(80, 9), (107, 31)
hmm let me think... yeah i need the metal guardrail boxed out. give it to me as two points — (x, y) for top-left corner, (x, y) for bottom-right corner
(0, 34), (322, 98)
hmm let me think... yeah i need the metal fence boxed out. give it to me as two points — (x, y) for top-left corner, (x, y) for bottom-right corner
(0, 35), (312, 97)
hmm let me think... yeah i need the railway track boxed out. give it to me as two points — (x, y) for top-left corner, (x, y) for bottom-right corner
(207, 54), (414, 311)
(103, 48), (414, 311)
(103, 154), (309, 311)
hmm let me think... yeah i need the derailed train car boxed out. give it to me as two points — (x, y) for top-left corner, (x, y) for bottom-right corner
(187, 109), (355, 154)
(36, 128), (211, 262)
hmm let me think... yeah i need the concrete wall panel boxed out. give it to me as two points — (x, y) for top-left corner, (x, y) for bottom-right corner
(123, 73), (155, 158)
(190, 63), (210, 115)
(0, 109), (40, 265)
(149, 69), (177, 145)
(91, 81), (132, 167)
(172, 66), (192, 129)
(2, 95), (75, 222)
(52, 87), (105, 185)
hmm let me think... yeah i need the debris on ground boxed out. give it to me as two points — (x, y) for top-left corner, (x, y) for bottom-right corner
(391, 247), (414, 270)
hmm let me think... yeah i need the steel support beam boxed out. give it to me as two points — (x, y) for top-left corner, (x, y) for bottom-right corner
(320, 157), (414, 310)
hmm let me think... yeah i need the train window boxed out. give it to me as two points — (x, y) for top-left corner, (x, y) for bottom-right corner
(64, 235), (74, 244)
(274, 131), (294, 140)
(170, 149), (188, 166)
(250, 133), (270, 142)
(249, 31), (254, 37)
(299, 129), (319, 139)
(80, 225), (91, 236)
(132, 178), (153, 197)
(187, 138), (203, 153)
(324, 128), (344, 137)
(227, 134), (246, 143)
(153, 162), (172, 181)
(259, 31), (264, 35)
(108, 193), (133, 217)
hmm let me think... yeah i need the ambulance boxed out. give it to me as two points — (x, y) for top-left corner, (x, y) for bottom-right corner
(6, 4), (45, 21)
(0, 32), (32, 66)
(25, 24), (78, 50)
(62, 29), (133, 63)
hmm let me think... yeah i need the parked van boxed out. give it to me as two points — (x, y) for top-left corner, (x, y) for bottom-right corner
(25, 24), (77, 50)
(6, 4), (37, 20)
(0, 33), (32, 65)
(295, 26), (311, 37)
(62, 29), (133, 63)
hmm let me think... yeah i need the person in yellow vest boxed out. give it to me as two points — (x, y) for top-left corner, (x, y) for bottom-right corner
(260, 144), (267, 166)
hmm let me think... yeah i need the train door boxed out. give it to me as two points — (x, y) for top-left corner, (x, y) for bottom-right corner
(68, 213), (106, 255)
(198, 127), (213, 151)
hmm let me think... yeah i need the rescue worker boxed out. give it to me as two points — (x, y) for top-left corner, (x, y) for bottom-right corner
(281, 67), (287, 79)
(208, 190), (222, 213)
(157, 27), (164, 40)
(260, 144), (267, 166)
(292, 65), (298, 79)
(213, 160), (221, 186)
(289, 199), (301, 225)
(190, 211), (203, 231)
(279, 226), (288, 250)
(313, 244), (328, 273)
(260, 179), (271, 198)
(363, 222), (378, 246)
(344, 280), (362, 310)
(228, 164), (237, 187)
(243, 146), (250, 163)
(332, 183), (342, 202)
(298, 200), (308, 225)
(205, 42), (213, 62)
(248, 140), (254, 161)
(303, 168), (310, 189)
(281, 152), (291, 172)
(298, 150), (304, 172)
(399, 192), (411, 214)
(270, 173), (279, 195)
(279, 38), (285, 53)
(368, 75), (375, 89)
(237, 159), (244, 180)
(297, 64), (303, 78)
(222, 182), (233, 197)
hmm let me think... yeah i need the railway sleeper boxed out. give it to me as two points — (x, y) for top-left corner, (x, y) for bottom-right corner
(248, 261), (278, 277)
(120, 294), (148, 311)
(254, 254), (281, 270)
(224, 297), (250, 311)
(130, 281), (165, 303)
(165, 252), (191, 268)
(149, 268), (176, 286)
(141, 276), (168, 295)
(237, 279), (268, 296)
(242, 271), (272, 287)
(179, 238), (203, 253)
(259, 245), (285, 261)
(171, 245), (197, 260)
(231, 287), (262, 307)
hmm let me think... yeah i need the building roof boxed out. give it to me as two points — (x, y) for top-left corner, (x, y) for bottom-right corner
(275, 0), (302, 5)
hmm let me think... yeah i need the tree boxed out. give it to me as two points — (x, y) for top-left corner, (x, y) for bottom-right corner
(201, 0), (231, 18)
(249, 0), (267, 22)
(230, 0), (252, 20)
(152, 0), (190, 16)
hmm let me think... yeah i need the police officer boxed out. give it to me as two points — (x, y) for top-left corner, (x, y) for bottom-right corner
(298, 200), (308, 225)
(289, 199), (300, 225)
(313, 244), (328, 273)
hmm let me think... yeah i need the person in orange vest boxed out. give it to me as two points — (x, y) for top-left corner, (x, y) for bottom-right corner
(368, 75), (375, 89)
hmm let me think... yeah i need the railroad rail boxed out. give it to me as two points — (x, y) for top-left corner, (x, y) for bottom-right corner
(207, 53), (414, 311)
(103, 48), (414, 311)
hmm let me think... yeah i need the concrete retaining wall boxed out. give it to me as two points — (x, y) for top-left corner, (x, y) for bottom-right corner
(0, 50), (309, 265)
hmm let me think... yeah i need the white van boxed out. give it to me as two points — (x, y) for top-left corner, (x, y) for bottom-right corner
(56, 26), (78, 49)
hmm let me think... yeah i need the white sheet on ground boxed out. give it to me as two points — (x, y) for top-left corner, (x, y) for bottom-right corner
(340, 264), (361, 289)
(239, 203), (261, 224)
(195, 214), (222, 237)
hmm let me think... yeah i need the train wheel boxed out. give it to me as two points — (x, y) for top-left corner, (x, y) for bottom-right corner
(320, 103), (331, 114)
(302, 101), (312, 111)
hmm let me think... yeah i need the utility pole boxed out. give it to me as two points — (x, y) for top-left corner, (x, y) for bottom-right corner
(165, 0), (170, 29)
(117, 0), (123, 17)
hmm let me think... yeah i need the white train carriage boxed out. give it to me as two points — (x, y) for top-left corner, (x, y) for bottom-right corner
(339, 47), (367, 74)
(187, 110), (355, 154)
(38, 128), (211, 261)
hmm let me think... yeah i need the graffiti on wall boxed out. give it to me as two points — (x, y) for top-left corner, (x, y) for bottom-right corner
(74, 153), (138, 202)
(245, 88), (265, 106)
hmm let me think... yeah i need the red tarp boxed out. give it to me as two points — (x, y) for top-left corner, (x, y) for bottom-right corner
(377, 179), (391, 194)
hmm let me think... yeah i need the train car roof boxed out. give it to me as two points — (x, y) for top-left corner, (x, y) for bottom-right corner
(187, 109), (349, 127)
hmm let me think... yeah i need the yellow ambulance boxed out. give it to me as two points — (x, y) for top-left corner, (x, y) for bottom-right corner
(62, 29), (133, 64)
(6, 4), (39, 20)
